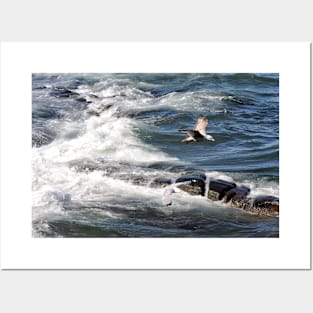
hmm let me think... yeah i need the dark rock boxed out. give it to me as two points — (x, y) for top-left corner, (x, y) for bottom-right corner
(207, 190), (220, 201)
(149, 178), (173, 188)
(177, 182), (205, 196)
(176, 174), (205, 184)
(116, 174), (150, 186)
(69, 159), (104, 172)
(224, 185), (250, 203)
(208, 179), (236, 201)
(232, 197), (252, 211)
(185, 172), (207, 181)
(175, 175), (206, 196)
(249, 196), (279, 217)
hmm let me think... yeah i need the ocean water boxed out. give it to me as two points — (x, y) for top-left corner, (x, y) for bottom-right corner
(32, 73), (279, 237)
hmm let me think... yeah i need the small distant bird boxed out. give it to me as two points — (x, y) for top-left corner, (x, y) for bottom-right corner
(179, 115), (215, 143)
(162, 183), (182, 206)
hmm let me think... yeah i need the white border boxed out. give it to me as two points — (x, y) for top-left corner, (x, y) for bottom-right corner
(0, 42), (311, 269)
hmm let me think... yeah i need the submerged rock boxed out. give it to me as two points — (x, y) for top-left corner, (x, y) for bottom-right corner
(149, 177), (173, 188)
(152, 173), (278, 217)
(69, 159), (105, 172)
(117, 174), (150, 186)
(207, 179), (236, 201)
(68, 162), (279, 217)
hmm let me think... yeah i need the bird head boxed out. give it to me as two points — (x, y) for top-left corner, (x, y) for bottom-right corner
(206, 135), (215, 141)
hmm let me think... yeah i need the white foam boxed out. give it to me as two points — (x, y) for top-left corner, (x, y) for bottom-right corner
(205, 171), (235, 182)
(157, 90), (228, 112)
(204, 171), (279, 198)
(32, 97), (181, 223)
(32, 76), (278, 229)
(78, 82), (230, 115)
(34, 109), (178, 163)
(248, 185), (279, 198)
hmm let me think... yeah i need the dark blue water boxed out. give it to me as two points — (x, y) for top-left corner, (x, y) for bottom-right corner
(32, 73), (279, 237)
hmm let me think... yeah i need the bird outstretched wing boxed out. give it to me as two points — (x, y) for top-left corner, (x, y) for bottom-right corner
(193, 115), (208, 136)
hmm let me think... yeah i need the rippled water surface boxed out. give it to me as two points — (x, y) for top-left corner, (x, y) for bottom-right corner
(32, 73), (279, 237)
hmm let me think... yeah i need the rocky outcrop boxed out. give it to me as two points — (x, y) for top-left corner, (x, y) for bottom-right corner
(69, 162), (279, 217)
(177, 181), (205, 196)
(223, 186), (251, 210)
(175, 175), (206, 196)
(149, 178), (173, 188)
(176, 173), (207, 182)
(207, 179), (236, 201)
(249, 196), (279, 217)
(154, 174), (279, 217)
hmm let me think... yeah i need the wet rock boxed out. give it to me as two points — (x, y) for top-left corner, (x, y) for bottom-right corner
(222, 185), (251, 211)
(207, 190), (220, 201)
(224, 185), (251, 203)
(69, 159), (105, 172)
(177, 182), (205, 196)
(149, 178), (173, 188)
(232, 197), (252, 211)
(223, 187), (278, 216)
(176, 174), (206, 184)
(185, 172), (207, 181)
(249, 196), (279, 217)
(117, 174), (150, 186)
(175, 175), (206, 196)
(207, 179), (236, 201)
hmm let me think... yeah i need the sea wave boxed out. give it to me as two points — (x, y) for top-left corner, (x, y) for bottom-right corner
(32, 73), (279, 237)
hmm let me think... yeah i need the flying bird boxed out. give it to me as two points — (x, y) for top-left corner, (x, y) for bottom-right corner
(162, 183), (182, 206)
(179, 115), (215, 143)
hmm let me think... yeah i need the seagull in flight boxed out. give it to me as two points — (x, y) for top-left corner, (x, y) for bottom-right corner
(179, 115), (215, 143)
